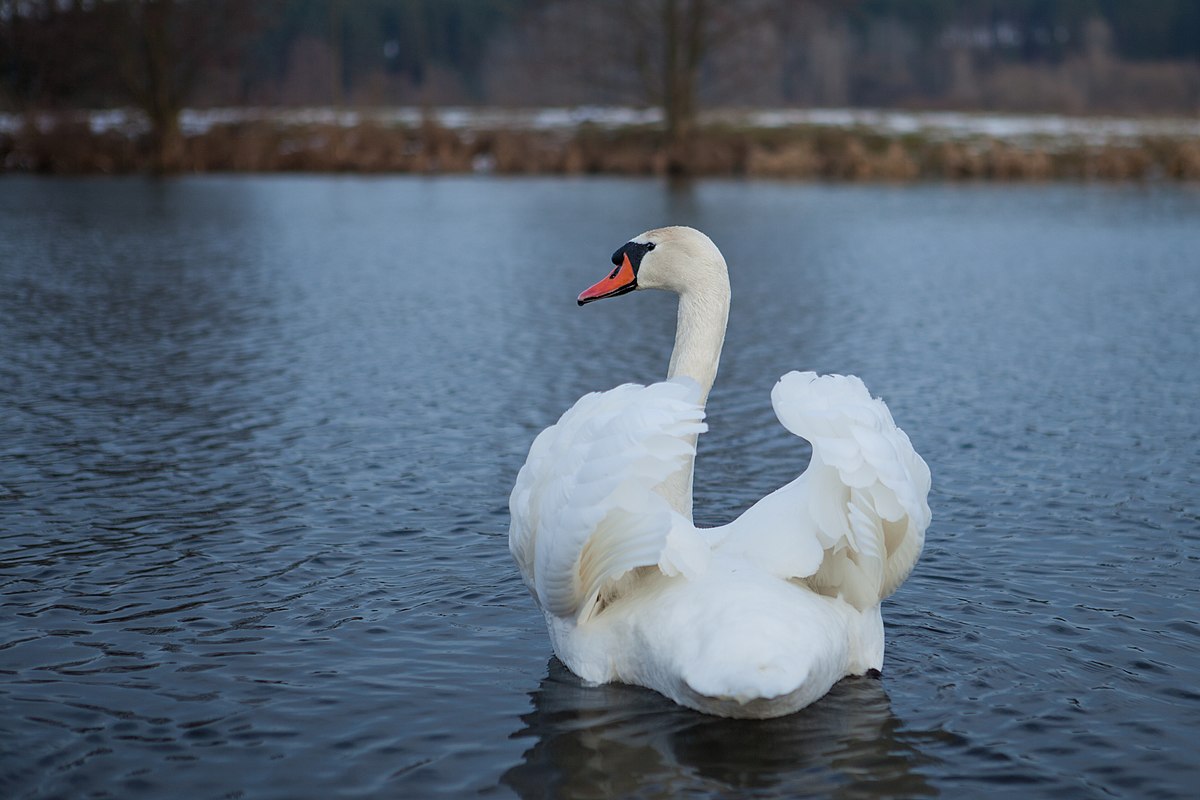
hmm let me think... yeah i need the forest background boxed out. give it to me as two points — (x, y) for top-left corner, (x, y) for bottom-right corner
(2, 0), (1198, 178)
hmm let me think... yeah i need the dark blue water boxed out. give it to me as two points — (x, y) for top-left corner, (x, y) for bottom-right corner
(2, 176), (1198, 799)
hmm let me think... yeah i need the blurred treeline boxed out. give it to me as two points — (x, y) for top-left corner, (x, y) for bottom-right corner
(3, 0), (1198, 114)
(2, 1), (1198, 176)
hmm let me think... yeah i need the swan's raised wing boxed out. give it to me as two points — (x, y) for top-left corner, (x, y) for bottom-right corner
(717, 371), (931, 610)
(509, 379), (710, 624)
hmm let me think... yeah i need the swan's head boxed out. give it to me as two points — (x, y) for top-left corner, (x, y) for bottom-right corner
(577, 226), (727, 306)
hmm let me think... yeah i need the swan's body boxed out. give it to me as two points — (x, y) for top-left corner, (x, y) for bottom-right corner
(509, 227), (930, 718)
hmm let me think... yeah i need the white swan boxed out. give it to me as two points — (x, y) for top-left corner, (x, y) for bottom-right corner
(509, 226), (931, 718)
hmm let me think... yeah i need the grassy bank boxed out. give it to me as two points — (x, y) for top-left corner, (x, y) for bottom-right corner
(3, 109), (1199, 180)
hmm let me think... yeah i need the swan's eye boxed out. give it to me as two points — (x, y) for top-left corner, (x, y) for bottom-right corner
(646, 242), (655, 251)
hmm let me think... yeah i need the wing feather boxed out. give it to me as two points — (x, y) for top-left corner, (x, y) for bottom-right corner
(509, 379), (710, 624)
(714, 371), (930, 610)
(774, 371), (931, 607)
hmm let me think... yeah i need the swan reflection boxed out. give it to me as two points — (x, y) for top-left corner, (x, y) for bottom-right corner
(503, 659), (938, 800)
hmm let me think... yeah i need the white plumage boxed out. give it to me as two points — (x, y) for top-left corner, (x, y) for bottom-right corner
(510, 379), (709, 623)
(509, 227), (931, 718)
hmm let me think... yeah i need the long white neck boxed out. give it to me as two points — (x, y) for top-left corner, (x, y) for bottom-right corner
(667, 285), (730, 403)
(661, 275), (730, 520)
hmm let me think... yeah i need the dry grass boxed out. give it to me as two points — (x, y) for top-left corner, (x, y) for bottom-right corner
(3, 113), (1198, 181)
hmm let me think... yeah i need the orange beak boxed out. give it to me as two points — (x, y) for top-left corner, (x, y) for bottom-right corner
(578, 254), (637, 306)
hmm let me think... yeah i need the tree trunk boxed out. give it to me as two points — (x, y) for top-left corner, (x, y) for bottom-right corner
(141, 0), (182, 172)
(109, 0), (186, 172)
(662, 0), (705, 175)
(147, 103), (183, 174)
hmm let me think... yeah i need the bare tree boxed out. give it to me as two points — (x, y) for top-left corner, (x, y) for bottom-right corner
(632, 0), (788, 170)
(0, 0), (265, 170)
(648, 0), (705, 158)
(485, 0), (784, 173)
(101, 0), (264, 171)
(116, 1), (189, 169)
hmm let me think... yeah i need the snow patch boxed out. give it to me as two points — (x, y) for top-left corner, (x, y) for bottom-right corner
(2, 106), (1196, 146)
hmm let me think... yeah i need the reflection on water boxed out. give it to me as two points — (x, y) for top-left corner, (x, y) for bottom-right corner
(504, 660), (943, 800)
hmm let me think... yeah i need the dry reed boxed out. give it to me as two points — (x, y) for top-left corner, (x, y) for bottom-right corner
(3, 114), (1198, 181)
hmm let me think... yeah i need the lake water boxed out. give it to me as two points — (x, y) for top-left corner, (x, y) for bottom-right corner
(1, 176), (1198, 799)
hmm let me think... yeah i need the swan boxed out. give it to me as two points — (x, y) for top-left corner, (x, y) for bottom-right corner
(509, 226), (931, 718)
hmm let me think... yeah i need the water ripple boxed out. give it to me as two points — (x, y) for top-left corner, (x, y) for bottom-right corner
(2, 177), (1198, 798)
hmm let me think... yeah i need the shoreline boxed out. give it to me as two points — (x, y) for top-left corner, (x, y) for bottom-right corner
(3, 106), (1198, 180)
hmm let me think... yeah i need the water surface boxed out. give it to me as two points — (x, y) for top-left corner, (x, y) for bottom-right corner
(2, 176), (1198, 798)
